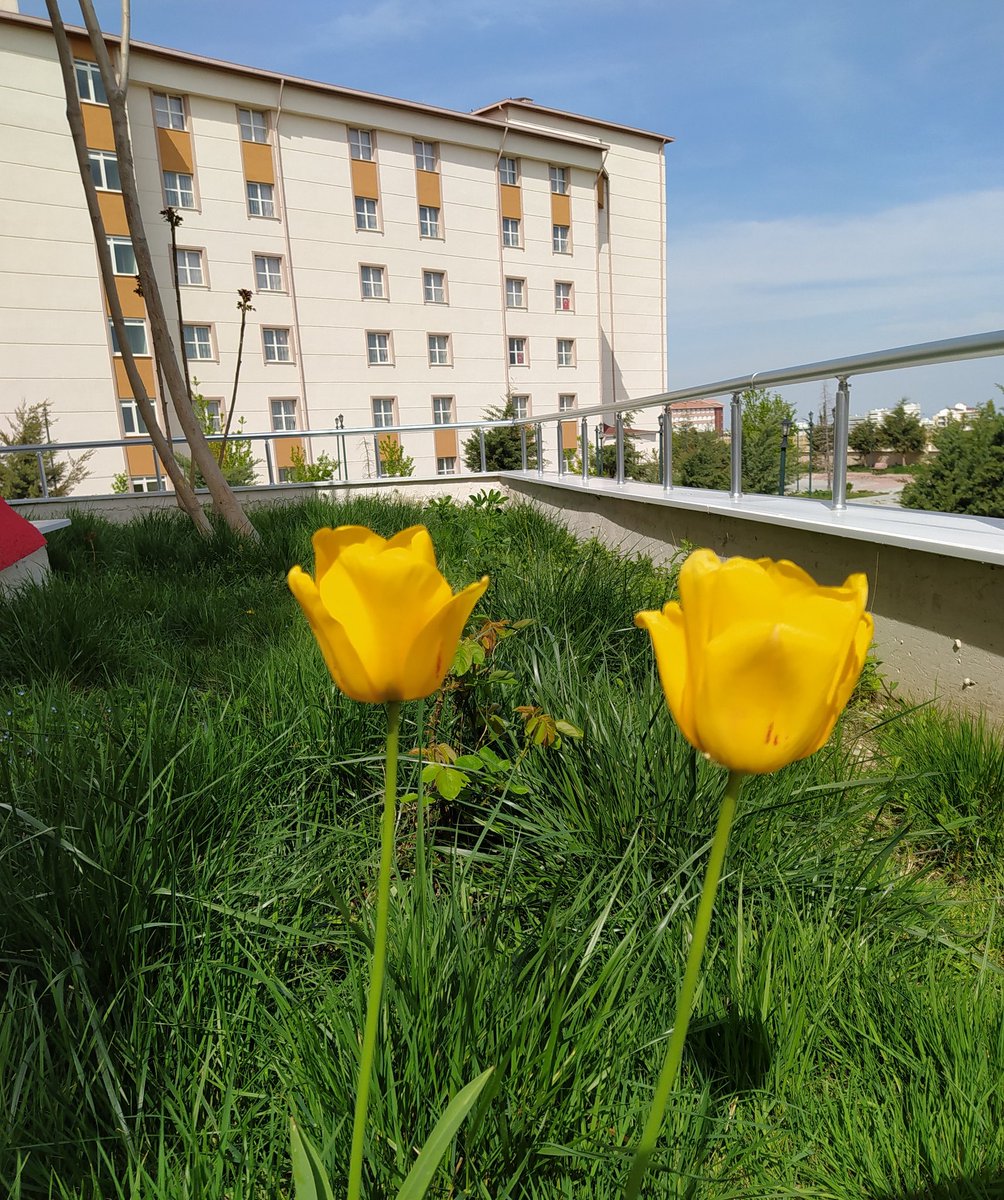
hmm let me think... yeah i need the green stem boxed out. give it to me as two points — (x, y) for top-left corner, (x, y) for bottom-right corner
(415, 700), (428, 935)
(624, 769), (745, 1199)
(347, 700), (401, 1200)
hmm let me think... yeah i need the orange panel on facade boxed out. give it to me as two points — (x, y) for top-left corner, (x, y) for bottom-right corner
(350, 159), (379, 200)
(105, 276), (145, 319)
(125, 444), (156, 476)
(69, 33), (95, 59)
(550, 193), (571, 226)
(561, 421), (578, 453)
(241, 141), (275, 185)
(274, 436), (303, 470)
(97, 190), (129, 235)
(434, 429), (458, 458)
(416, 170), (441, 208)
(82, 103), (115, 152)
(500, 184), (522, 220)
(157, 127), (194, 174)
(113, 356), (156, 399)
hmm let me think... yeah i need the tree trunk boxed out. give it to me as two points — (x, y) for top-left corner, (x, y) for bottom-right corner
(45, 1), (212, 535)
(75, 0), (259, 542)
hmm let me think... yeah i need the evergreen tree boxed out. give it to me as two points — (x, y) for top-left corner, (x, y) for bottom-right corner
(673, 428), (730, 489)
(0, 401), (92, 498)
(848, 418), (883, 459)
(463, 397), (537, 472)
(879, 400), (926, 461)
(739, 387), (798, 494)
(901, 399), (1004, 516)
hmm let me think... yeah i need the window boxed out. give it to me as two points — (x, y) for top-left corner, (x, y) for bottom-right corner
(263, 327), (292, 362)
(419, 205), (441, 238)
(119, 397), (147, 435)
(511, 394), (529, 420)
(366, 332), (392, 365)
(508, 337), (528, 367)
(88, 150), (120, 191)
(203, 399), (223, 433)
(502, 217), (521, 248)
(360, 265), (386, 299)
(163, 171), (195, 208)
(238, 107), (269, 144)
(254, 254), (284, 291)
(428, 334), (450, 366)
(436, 456), (457, 476)
(498, 156), (519, 186)
(247, 181), (275, 217)
(554, 281), (573, 312)
(74, 60), (106, 105)
(349, 128), (374, 161)
(505, 277), (526, 309)
(153, 92), (186, 131)
(553, 224), (570, 253)
(107, 236), (136, 276)
(559, 394), (577, 412)
(549, 165), (568, 195)
(432, 395), (453, 424)
(270, 398), (297, 431)
(414, 140), (438, 172)
(355, 196), (379, 230)
(422, 270), (446, 304)
(557, 338), (575, 367)
(109, 318), (148, 356)
(183, 324), (214, 361)
(130, 476), (164, 493)
(175, 248), (205, 286)
(372, 397), (395, 428)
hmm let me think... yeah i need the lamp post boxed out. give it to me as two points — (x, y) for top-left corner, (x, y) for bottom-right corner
(778, 417), (791, 496)
(807, 411), (814, 495)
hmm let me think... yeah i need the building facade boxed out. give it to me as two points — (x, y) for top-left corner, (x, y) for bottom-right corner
(0, 10), (670, 492)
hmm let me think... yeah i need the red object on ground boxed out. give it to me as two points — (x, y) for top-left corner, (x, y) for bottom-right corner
(0, 496), (46, 570)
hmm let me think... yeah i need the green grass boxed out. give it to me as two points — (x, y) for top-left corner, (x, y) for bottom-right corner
(1, 498), (1002, 1198)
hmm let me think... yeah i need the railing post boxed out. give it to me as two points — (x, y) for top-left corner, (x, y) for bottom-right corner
(264, 440), (276, 485)
(519, 426), (527, 471)
(154, 455), (163, 492)
(832, 376), (850, 511)
(615, 412), (625, 483)
(661, 406), (673, 490)
(555, 423), (563, 475)
(373, 435), (383, 478)
(36, 451), (50, 499)
(479, 427), (487, 473)
(595, 426), (603, 477)
(730, 391), (743, 499)
(580, 417), (589, 482)
(535, 423), (544, 477)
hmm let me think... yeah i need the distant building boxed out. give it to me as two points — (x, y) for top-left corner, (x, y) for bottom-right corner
(930, 402), (979, 428)
(667, 399), (724, 434)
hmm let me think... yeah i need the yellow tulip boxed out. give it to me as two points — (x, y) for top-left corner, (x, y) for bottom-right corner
(635, 549), (873, 774)
(288, 525), (488, 703)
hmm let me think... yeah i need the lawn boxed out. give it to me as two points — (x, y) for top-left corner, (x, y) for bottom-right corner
(1, 496), (1002, 1199)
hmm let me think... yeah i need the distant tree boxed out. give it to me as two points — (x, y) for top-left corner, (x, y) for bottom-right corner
(0, 401), (93, 499)
(673, 428), (730, 489)
(286, 445), (339, 483)
(901, 398), (1004, 516)
(379, 436), (415, 477)
(849, 418), (883, 460)
(880, 400), (926, 462)
(175, 392), (258, 487)
(463, 397), (537, 472)
(740, 387), (797, 494)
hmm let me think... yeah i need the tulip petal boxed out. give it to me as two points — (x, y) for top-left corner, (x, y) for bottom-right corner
(405, 576), (490, 699)
(312, 526), (384, 580)
(385, 525), (438, 568)
(677, 549), (722, 699)
(288, 565), (377, 700)
(695, 620), (848, 773)
(634, 604), (698, 749)
(758, 558), (819, 595)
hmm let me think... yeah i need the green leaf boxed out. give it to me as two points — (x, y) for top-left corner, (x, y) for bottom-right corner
(435, 767), (468, 801)
(451, 642), (475, 675)
(554, 720), (584, 739)
(290, 1117), (336, 1200)
(395, 1068), (494, 1200)
(453, 754), (484, 771)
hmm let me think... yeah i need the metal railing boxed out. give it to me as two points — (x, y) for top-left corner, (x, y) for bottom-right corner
(4, 330), (1003, 508)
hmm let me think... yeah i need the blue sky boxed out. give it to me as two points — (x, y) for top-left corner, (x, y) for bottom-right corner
(23, 0), (1004, 416)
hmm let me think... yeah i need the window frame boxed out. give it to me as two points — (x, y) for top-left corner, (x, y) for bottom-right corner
(552, 224), (571, 254)
(427, 334), (451, 367)
(74, 59), (107, 105)
(270, 397), (298, 432)
(413, 139), (438, 172)
(238, 107), (269, 144)
(88, 149), (120, 191)
(419, 205), (441, 239)
(498, 156), (519, 186)
(436, 456), (457, 476)
(558, 393), (577, 413)
(175, 247), (206, 287)
(246, 181), (276, 218)
(422, 270), (447, 304)
(502, 217), (521, 248)
(355, 196), (380, 231)
(371, 396), (397, 428)
(153, 91), (186, 131)
(554, 281), (574, 312)
(119, 397), (148, 436)
(262, 326), (293, 363)
(549, 165), (568, 195)
(510, 394), (530, 420)
(504, 276), (526, 309)
(360, 264), (387, 300)
(253, 253), (285, 292)
(109, 318), (149, 357)
(508, 336), (528, 367)
(182, 323), (215, 362)
(349, 127), (375, 161)
(366, 331), (393, 366)
(163, 170), (196, 209)
(432, 395), (454, 425)
(202, 398), (224, 433)
(107, 235), (137, 277)
(130, 476), (164, 493)
(556, 338), (576, 368)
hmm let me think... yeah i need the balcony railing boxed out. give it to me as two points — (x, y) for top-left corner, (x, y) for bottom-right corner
(3, 329), (1003, 504)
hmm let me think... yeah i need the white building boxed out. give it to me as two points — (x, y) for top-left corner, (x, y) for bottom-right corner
(0, 9), (670, 492)
(929, 402), (978, 429)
